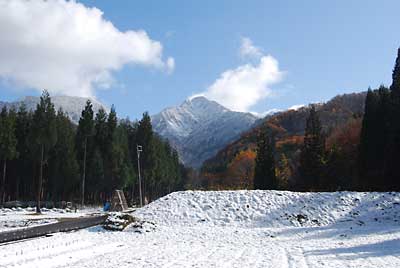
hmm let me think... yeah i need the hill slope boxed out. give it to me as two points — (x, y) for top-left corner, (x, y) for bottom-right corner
(202, 92), (366, 173)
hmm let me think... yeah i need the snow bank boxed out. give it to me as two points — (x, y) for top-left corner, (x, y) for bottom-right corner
(134, 190), (400, 227)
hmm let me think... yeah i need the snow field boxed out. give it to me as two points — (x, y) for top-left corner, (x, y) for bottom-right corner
(0, 207), (102, 231)
(1, 190), (400, 267)
(134, 190), (400, 227)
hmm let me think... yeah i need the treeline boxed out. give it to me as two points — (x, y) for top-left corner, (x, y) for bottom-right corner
(0, 91), (186, 211)
(254, 48), (400, 192)
(358, 48), (400, 190)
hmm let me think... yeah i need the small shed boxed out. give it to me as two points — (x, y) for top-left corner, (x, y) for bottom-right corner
(110, 190), (129, 212)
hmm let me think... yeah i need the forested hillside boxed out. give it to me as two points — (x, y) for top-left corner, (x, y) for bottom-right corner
(0, 91), (186, 211)
(199, 91), (366, 189)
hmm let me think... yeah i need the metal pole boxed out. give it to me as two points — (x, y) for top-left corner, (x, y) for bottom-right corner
(137, 145), (143, 207)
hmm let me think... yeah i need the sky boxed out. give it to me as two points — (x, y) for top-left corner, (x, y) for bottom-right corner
(0, 0), (399, 119)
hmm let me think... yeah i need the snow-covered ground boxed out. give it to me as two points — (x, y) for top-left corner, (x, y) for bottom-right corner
(0, 207), (102, 231)
(1, 191), (400, 267)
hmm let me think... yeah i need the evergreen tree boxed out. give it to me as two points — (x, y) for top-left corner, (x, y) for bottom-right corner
(254, 129), (277, 190)
(110, 124), (135, 192)
(91, 108), (108, 200)
(29, 90), (57, 213)
(0, 107), (18, 204)
(385, 48), (400, 189)
(299, 105), (325, 191)
(76, 100), (95, 205)
(276, 154), (291, 189)
(48, 109), (79, 201)
(94, 108), (108, 155)
(358, 89), (381, 189)
(15, 104), (32, 200)
(137, 112), (154, 203)
(105, 105), (118, 193)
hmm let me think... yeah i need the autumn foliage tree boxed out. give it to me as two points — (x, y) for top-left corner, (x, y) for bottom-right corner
(227, 150), (256, 189)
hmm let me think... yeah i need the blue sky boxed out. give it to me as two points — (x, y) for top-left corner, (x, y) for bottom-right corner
(1, 1), (399, 119)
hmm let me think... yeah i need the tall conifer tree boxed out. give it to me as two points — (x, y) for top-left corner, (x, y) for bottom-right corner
(385, 48), (400, 189)
(15, 104), (32, 200)
(76, 100), (94, 205)
(299, 105), (325, 190)
(254, 129), (277, 190)
(0, 107), (18, 204)
(30, 90), (57, 213)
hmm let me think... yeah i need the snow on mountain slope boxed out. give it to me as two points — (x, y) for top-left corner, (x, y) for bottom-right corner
(152, 96), (257, 167)
(0, 96), (107, 123)
(134, 190), (400, 228)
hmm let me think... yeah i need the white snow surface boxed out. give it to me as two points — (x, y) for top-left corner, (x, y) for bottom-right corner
(134, 190), (400, 227)
(0, 207), (101, 231)
(1, 190), (400, 268)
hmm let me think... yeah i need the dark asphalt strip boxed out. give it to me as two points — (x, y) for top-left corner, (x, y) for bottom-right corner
(0, 214), (108, 244)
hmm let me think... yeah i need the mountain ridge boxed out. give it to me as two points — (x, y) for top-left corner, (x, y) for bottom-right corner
(0, 95), (107, 124)
(151, 96), (258, 167)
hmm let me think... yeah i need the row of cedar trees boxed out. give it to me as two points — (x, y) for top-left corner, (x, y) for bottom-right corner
(255, 48), (400, 192)
(0, 91), (187, 212)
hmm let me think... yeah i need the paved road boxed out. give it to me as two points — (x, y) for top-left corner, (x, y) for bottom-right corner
(0, 214), (108, 244)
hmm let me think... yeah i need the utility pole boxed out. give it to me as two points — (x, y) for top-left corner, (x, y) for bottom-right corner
(137, 145), (143, 207)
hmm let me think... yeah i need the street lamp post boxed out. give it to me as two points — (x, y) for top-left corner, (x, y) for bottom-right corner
(137, 145), (143, 207)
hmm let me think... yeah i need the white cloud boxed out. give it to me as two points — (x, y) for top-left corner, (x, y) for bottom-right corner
(0, 0), (174, 97)
(239, 37), (263, 59)
(250, 108), (281, 118)
(166, 57), (175, 74)
(201, 56), (283, 112)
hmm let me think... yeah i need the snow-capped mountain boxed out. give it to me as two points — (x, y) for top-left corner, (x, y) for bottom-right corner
(152, 96), (257, 167)
(0, 96), (107, 123)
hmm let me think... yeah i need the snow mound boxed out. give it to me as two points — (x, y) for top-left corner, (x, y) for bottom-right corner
(134, 190), (400, 227)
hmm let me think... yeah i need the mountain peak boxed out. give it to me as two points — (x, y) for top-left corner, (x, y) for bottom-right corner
(184, 95), (228, 111)
(152, 97), (257, 167)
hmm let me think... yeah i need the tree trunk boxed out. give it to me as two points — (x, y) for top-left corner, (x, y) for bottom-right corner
(16, 175), (20, 201)
(36, 144), (44, 214)
(1, 160), (6, 205)
(81, 137), (87, 207)
(131, 180), (135, 205)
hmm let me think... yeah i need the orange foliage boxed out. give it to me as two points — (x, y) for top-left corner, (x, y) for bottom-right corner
(226, 150), (256, 189)
(326, 118), (362, 151)
(276, 135), (304, 148)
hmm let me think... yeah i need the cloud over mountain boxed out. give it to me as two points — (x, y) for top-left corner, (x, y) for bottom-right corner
(202, 55), (283, 112)
(0, 0), (174, 97)
(196, 37), (283, 112)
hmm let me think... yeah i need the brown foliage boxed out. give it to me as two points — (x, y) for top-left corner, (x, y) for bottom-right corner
(326, 117), (362, 152)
